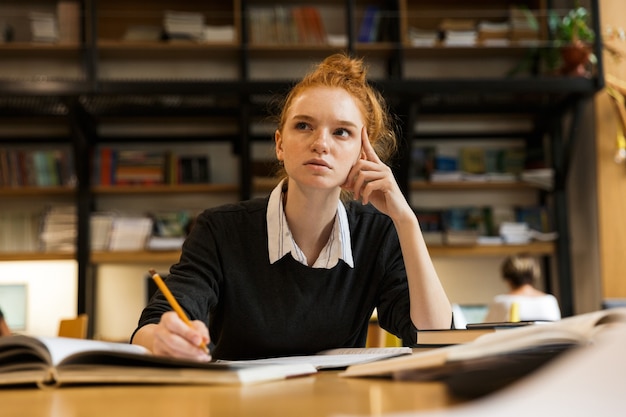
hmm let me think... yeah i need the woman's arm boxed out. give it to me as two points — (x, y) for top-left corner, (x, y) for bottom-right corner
(345, 128), (452, 329)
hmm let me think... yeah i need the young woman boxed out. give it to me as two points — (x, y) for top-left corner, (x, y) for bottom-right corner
(132, 53), (452, 361)
(484, 253), (561, 322)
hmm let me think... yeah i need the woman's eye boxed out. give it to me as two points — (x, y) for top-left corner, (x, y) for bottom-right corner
(295, 122), (310, 130)
(334, 128), (350, 137)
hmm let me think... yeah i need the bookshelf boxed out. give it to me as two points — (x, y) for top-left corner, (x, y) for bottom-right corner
(0, 0), (603, 336)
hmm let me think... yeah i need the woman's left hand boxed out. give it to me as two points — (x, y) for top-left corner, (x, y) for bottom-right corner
(342, 127), (412, 222)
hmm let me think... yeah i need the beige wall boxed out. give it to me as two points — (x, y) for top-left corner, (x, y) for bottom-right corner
(595, 0), (626, 299)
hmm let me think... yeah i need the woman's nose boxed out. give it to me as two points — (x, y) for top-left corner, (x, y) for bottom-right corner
(311, 130), (329, 154)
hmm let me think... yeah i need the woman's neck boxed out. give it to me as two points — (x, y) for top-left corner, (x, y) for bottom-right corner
(283, 181), (340, 265)
(509, 284), (545, 296)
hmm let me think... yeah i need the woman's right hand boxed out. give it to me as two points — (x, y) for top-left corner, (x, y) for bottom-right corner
(133, 311), (211, 362)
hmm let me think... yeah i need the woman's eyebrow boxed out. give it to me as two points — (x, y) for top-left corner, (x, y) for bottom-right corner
(335, 120), (359, 128)
(291, 114), (359, 129)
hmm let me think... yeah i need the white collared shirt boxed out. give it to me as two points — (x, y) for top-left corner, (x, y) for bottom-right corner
(267, 179), (354, 269)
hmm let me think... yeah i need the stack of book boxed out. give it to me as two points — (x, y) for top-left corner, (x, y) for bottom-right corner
(90, 213), (114, 251)
(0, 211), (39, 252)
(477, 20), (510, 46)
(410, 146), (436, 180)
(499, 221), (531, 244)
(29, 12), (58, 43)
(357, 5), (378, 43)
(248, 5), (326, 45)
(93, 148), (211, 186)
(442, 207), (486, 245)
(414, 209), (444, 245)
(39, 205), (77, 252)
(509, 6), (540, 44)
(108, 216), (153, 251)
(408, 27), (439, 47)
(113, 150), (167, 185)
(0, 149), (75, 188)
(175, 154), (211, 184)
(440, 19), (477, 46)
(163, 10), (205, 41)
(202, 25), (235, 43)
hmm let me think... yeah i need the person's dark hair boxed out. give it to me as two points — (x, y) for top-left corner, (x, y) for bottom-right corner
(269, 53), (398, 191)
(501, 253), (540, 288)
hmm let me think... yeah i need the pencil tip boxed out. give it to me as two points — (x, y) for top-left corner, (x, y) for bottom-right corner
(148, 268), (156, 276)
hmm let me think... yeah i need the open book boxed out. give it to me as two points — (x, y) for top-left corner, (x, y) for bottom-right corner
(0, 335), (317, 388)
(340, 308), (626, 396)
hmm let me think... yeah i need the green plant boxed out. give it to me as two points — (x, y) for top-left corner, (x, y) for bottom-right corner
(549, 6), (595, 45)
(508, 4), (596, 77)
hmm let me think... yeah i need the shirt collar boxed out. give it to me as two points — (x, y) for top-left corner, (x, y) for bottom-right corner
(267, 179), (354, 269)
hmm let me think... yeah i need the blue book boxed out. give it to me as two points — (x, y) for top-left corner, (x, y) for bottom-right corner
(357, 6), (379, 43)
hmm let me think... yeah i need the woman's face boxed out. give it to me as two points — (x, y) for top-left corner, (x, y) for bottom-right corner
(275, 86), (365, 192)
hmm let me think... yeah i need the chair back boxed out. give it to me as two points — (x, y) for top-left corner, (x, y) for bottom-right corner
(58, 314), (89, 339)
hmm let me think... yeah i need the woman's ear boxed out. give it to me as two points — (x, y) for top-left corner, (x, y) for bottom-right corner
(275, 130), (284, 161)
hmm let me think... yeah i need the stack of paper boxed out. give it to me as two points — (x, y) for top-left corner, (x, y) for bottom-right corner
(108, 216), (153, 251)
(477, 21), (510, 46)
(90, 213), (114, 251)
(440, 19), (477, 46)
(29, 12), (58, 43)
(164, 10), (205, 41)
(202, 25), (235, 43)
(499, 221), (531, 244)
(408, 27), (439, 47)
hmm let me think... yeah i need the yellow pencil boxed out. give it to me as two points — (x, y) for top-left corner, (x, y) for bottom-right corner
(148, 269), (209, 354)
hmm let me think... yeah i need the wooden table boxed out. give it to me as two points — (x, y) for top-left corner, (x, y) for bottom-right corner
(1, 371), (464, 417)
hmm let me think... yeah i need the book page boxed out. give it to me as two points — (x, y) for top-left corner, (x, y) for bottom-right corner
(38, 337), (149, 366)
(217, 348), (411, 370)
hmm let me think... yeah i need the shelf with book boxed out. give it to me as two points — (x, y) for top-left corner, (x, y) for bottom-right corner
(0, 0), (86, 85)
(0, 194), (77, 258)
(95, 0), (238, 46)
(244, 2), (346, 47)
(94, 0), (239, 83)
(354, 1), (399, 45)
(400, 0), (547, 48)
(402, 102), (572, 311)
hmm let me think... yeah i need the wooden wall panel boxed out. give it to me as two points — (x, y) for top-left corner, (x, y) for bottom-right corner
(596, 0), (626, 298)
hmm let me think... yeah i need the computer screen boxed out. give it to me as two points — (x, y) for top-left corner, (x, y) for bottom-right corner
(0, 284), (27, 331)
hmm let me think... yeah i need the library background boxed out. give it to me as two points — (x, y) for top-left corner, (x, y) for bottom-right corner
(0, 0), (624, 341)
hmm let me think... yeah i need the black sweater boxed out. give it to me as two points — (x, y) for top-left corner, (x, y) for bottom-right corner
(136, 197), (416, 360)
